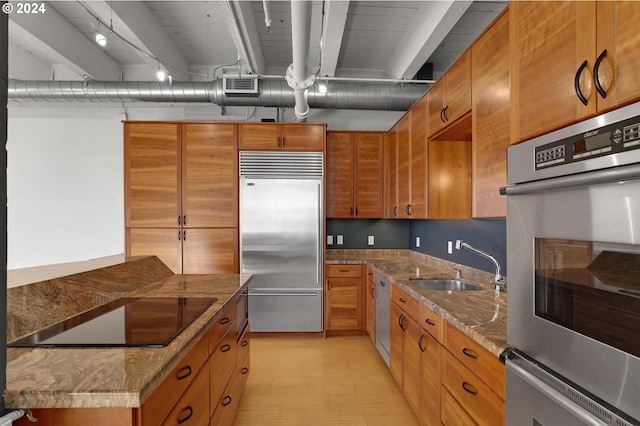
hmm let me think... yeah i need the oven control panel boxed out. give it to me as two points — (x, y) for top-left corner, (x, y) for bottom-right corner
(535, 116), (640, 169)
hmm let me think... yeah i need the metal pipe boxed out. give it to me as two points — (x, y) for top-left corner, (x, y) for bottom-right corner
(289, 1), (313, 121)
(262, 0), (272, 33)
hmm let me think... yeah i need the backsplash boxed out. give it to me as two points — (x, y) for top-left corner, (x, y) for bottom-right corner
(325, 219), (410, 249)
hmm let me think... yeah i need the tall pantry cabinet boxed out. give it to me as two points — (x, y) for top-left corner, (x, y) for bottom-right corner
(124, 122), (239, 274)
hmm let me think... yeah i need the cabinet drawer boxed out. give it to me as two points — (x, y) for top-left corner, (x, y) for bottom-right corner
(162, 364), (210, 426)
(420, 303), (443, 343)
(441, 387), (477, 426)
(209, 323), (238, 416)
(444, 323), (505, 399)
(210, 357), (249, 426)
(208, 297), (236, 353)
(443, 352), (504, 426)
(391, 284), (420, 321)
(141, 334), (208, 426)
(237, 322), (250, 365)
(325, 264), (361, 278)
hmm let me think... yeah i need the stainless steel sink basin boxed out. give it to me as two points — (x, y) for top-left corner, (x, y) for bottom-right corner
(408, 277), (485, 291)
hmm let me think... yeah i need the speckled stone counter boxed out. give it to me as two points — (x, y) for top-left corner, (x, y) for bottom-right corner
(5, 256), (252, 409)
(326, 249), (509, 358)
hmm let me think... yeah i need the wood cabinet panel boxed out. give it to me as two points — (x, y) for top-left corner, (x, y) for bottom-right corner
(182, 228), (238, 274)
(427, 79), (447, 136)
(208, 299), (236, 353)
(354, 133), (383, 218)
(428, 140), (471, 219)
(409, 98), (428, 218)
(391, 284), (420, 321)
(325, 277), (360, 331)
(396, 115), (411, 218)
(210, 358), (247, 426)
(182, 124), (238, 228)
(442, 351), (504, 426)
(366, 279), (376, 344)
(445, 50), (472, 126)
(238, 123), (281, 150)
(445, 323), (505, 400)
(402, 314), (422, 415)
(125, 123), (181, 228)
(326, 264), (361, 278)
(419, 331), (441, 426)
(472, 11), (510, 218)
(281, 124), (325, 151)
(209, 325), (238, 417)
(390, 301), (405, 385)
(126, 228), (182, 274)
(326, 132), (354, 218)
(162, 364), (210, 426)
(420, 303), (444, 343)
(441, 388), (477, 426)
(384, 129), (398, 218)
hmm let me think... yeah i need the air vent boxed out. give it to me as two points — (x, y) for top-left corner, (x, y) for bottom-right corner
(223, 75), (258, 95)
(240, 152), (323, 178)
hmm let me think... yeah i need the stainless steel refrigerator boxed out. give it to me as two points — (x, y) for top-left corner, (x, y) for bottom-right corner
(239, 152), (323, 332)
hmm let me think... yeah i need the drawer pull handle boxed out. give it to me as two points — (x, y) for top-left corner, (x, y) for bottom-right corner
(241, 340), (249, 347)
(399, 297), (407, 303)
(398, 314), (407, 331)
(462, 382), (478, 396)
(418, 335), (426, 352)
(462, 348), (478, 359)
(594, 49), (608, 99)
(574, 59), (589, 106)
(222, 395), (233, 407)
(220, 317), (230, 325)
(241, 367), (249, 375)
(177, 406), (194, 424)
(338, 269), (350, 273)
(176, 365), (192, 380)
(221, 344), (232, 353)
(425, 318), (436, 327)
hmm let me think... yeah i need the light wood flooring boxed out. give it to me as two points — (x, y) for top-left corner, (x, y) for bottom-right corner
(233, 335), (419, 426)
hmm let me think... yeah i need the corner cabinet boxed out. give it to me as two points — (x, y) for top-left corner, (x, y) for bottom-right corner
(124, 122), (239, 274)
(510, 1), (640, 143)
(238, 123), (325, 151)
(326, 132), (384, 218)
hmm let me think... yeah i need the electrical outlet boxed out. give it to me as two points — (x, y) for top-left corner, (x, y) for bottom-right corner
(337, 235), (344, 245)
(327, 235), (334, 245)
(447, 240), (453, 254)
(367, 235), (375, 246)
(416, 236), (420, 247)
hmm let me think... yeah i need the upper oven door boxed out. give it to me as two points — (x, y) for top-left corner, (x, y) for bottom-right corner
(506, 167), (640, 421)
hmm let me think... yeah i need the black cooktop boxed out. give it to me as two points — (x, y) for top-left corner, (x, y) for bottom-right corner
(8, 297), (218, 348)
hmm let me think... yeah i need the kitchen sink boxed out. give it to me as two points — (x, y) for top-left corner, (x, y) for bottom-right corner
(408, 277), (485, 291)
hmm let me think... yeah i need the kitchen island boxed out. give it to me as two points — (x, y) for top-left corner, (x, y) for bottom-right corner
(5, 256), (251, 425)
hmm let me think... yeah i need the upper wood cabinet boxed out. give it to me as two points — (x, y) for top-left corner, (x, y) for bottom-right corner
(428, 50), (472, 136)
(383, 127), (398, 219)
(511, 1), (640, 143)
(238, 123), (325, 151)
(125, 122), (238, 228)
(409, 97), (428, 219)
(396, 113), (411, 219)
(428, 140), (472, 219)
(472, 9), (510, 218)
(326, 132), (383, 218)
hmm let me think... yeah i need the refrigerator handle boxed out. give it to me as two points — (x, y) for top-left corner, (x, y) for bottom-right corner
(316, 182), (322, 287)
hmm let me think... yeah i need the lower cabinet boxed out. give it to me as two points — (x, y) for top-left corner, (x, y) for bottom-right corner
(388, 283), (505, 426)
(365, 266), (376, 344)
(324, 264), (363, 332)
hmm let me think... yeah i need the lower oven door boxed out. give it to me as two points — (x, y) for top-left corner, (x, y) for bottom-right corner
(505, 163), (640, 420)
(506, 351), (633, 426)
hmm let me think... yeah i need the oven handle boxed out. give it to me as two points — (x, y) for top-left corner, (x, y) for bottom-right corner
(506, 356), (608, 426)
(500, 162), (640, 196)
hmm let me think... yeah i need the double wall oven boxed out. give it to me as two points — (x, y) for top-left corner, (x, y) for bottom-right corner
(503, 102), (640, 425)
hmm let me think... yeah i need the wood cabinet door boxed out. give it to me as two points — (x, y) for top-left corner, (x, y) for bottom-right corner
(429, 140), (472, 219)
(182, 123), (238, 228)
(419, 331), (441, 426)
(427, 79), (446, 136)
(472, 10), (509, 218)
(162, 365), (210, 426)
(402, 315), (422, 416)
(409, 98), (428, 219)
(366, 280), (376, 344)
(326, 132), (354, 218)
(396, 115), (411, 218)
(325, 277), (360, 330)
(596, 2), (640, 112)
(354, 133), (383, 218)
(125, 123), (181, 227)
(238, 123), (280, 150)
(126, 228), (182, 273)
(444, 50), (472, 125)
(282, 124), (325, 151)
(384, 129), (398, 218)
(182, 228), (239, 274)
(390, 301), (405, 385)
(512, 1), (593, 142)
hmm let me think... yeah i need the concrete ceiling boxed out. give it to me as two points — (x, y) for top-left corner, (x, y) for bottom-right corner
(7, 0), (506, 83)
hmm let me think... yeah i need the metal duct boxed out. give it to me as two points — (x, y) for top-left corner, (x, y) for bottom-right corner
(289, 1), (313, 121)
(7, 79), (428, 111)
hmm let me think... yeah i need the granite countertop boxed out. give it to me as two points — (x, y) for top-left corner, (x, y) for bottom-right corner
(326, 249), (509, 358)
(5, 256), (252, 409)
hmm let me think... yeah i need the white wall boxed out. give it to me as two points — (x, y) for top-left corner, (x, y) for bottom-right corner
(7, 103), (401, 270)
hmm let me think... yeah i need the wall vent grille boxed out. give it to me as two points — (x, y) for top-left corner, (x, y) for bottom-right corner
(240, 152), (323, 178)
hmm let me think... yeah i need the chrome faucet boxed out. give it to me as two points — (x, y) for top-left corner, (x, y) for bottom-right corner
(455, 240), (506, 292)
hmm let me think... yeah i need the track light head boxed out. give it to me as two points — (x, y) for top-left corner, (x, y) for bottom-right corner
(95, 32), (107, 47)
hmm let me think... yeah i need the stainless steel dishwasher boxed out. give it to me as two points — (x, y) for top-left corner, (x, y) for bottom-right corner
(375, 272), (390, 367)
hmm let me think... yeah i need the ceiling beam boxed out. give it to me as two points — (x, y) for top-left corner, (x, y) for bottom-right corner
(80, 1), (189, 80)
(385, 0), (472, 79)
(9, 6), (121, 80)
(223, 1), (266, 74)
(319, 0), (349, 77)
